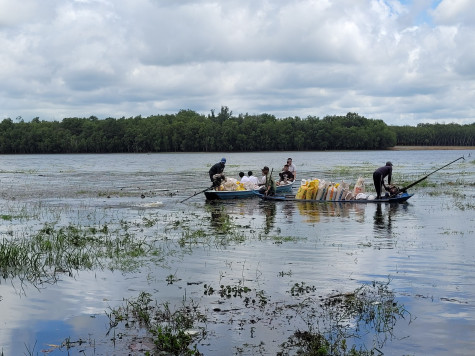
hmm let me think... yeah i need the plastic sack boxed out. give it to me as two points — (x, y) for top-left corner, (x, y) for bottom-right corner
(356, 193), (368, 200)
(223, 178), (239, 191)
(305, 179), (319, 200)
(353, 177), (365, 196)
(315, 180), (327, 200)
(295, 183), (308, 199)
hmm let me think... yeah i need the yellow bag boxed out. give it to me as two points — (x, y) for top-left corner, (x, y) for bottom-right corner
(295, 184), (308, 199)
(305, 179), (319, 200)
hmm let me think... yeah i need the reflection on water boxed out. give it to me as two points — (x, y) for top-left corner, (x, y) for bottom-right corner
(0, 151), (474, 355)
(373, 203), (409, 239)
(260, 201), (276, 234)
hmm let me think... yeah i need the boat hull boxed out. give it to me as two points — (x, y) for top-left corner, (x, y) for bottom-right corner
(204, 181), (295, 200)
(259, 192), (413, 203)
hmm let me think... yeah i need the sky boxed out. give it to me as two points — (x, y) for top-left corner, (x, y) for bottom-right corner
(0, 0), (474, 126)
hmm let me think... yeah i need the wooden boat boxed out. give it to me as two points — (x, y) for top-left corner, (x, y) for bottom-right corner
(204, 181), (295, 200)
(257, 191), (413, 204)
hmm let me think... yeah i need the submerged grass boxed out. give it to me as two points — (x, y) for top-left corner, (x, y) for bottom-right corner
(99, 280), (409, 356)
(280, 280), (411, 355)
(0, 222), (163, 284)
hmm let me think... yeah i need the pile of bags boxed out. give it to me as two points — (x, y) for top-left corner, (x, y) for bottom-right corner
(217, 178), (247, 191)
(295, 177), (375, 201)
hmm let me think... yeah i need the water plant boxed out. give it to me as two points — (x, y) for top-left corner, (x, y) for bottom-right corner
(279, 280), (411, 355)
(106, 292), (206, 355)
(0, 222), (162, 285)
(290, 282), (316, 297)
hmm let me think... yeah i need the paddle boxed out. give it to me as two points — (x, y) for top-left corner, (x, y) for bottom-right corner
(180, 185), (214, 203)
(391, 156), (465, 196)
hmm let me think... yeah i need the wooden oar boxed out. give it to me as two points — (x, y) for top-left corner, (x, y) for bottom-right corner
(180, 185), (214, 203)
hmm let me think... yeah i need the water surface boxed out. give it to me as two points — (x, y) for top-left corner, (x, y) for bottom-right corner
(0, 150), (474, 355)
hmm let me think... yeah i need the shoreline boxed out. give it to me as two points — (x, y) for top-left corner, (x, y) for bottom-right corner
(390, 146), (474, 151)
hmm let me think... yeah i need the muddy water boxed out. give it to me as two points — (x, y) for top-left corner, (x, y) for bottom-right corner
(0, 151), (474, 355)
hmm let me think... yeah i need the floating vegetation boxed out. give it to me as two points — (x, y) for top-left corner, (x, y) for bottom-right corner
(289, 281), (317, 297)
(260, 234), (302, 244)
(279, 280), (411, 355)
(106, 292), (206, 355)
(94, 280), (409, 356)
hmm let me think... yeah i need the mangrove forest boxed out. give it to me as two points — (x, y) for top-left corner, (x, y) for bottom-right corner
(0, 108), (473, 153)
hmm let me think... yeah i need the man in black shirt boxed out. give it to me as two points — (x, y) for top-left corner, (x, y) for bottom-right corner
(373, 161), (393, 199)
(279, 164), (294, 182)
(209, 158), (226, 187)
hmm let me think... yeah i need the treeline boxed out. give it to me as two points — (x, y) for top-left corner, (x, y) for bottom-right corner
(0, 108), (471, 153)
(391, 123), (475, 146)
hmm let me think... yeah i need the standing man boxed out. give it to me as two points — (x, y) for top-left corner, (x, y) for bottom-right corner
(287, 158), (296, 179)
(209, 158), (226, 187)
(373, 162), (393, 199)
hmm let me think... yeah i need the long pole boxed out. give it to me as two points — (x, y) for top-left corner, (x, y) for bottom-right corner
(180, 185), (213, 203)
(397, 156), (465, 194)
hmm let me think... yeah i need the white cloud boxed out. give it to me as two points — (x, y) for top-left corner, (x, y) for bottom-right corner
(432, 0), (474, 26)
(0, 0), (473, 125)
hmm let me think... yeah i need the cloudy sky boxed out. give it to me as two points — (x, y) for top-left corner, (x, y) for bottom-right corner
(0, 0), (474, 126)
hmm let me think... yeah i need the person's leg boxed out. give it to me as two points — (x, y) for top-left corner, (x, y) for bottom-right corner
(373, 172), (382, 199)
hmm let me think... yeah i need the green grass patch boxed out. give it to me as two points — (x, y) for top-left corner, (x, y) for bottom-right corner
(0, 223), (163, 284)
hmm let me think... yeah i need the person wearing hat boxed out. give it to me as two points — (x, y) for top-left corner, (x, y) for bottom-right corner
(258, 166), (276, 196)
(209, 158), (226, 186)
(373, 161), (393, 199)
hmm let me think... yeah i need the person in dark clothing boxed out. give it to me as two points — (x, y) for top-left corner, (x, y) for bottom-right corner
(209, 158), (226, 187)
(279, 164), (295, 182)
(258, 166), (276, 196)
(373, 161), (393, 199)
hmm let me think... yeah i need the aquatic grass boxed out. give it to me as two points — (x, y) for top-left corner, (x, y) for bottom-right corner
(259, 234), (302, 244)
(0, 223), (163, 284)
(106, 292), (206, 355)
(280, 280), (411, 356)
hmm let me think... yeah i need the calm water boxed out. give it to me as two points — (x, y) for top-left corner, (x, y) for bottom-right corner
(0, 151), (474, 355)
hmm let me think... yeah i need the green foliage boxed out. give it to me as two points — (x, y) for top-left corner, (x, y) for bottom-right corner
(107, 293), (205, 355)
(0, 110), (403, 153)
(0, 223), (157, 284)
(2, 109), (471, 152)
(391, 122), (475, 146)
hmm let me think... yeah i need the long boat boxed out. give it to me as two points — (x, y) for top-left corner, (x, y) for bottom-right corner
(204, 181), (295, 200)
(257, 191), (413, 204)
